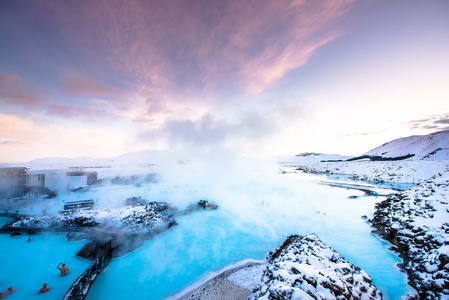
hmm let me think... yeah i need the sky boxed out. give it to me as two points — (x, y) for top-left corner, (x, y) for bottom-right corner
(1, 0), (448, 162)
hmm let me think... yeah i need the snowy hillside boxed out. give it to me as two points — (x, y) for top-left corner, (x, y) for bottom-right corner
(364, 130), (449, 160)
(279, 130), (449, 184)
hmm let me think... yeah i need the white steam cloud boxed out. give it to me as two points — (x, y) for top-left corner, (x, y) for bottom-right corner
(138, 94), (307, 154)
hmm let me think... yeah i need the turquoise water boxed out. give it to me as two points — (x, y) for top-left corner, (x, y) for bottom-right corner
(89, 175), (409, 299)
(1, 173), (410, 299)
(0, 217), (90, 299)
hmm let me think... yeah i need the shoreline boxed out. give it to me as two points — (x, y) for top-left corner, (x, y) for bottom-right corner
(287, 161), (449, 299)
(168, 259), (265, 300)
(167, 173), (409, 300)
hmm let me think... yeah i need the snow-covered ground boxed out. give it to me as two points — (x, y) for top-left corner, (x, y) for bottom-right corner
(279, 130), (449, 184)
(279, 154), (449, 184)
(255, 158), (449, 299)
(274, 131), (449, 299)
(370, 173), (449, 299)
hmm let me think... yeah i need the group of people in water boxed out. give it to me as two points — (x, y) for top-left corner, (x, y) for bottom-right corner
(37, 263), (70, 294)
(0, 287), (15, 298)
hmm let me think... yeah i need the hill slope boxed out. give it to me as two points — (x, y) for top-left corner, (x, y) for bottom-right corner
(363, 130), (449, 160)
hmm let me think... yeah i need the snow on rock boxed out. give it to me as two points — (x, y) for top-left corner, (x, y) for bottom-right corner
(249, 234), (382, 300)
(8, 202), (176, 234)
(369, 172), (449, 299)
(280, 131), (449, 299)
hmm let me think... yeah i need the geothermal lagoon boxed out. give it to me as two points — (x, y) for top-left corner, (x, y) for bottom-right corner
(0, 169), (409, 299)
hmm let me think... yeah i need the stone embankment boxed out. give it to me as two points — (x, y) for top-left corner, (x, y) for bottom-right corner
(369, 173), (449, 299)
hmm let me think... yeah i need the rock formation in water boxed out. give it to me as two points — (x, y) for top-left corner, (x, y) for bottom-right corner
(370, 173), (449, 299)
(2, 202), (177, 235)
(249, 234), (382, 300)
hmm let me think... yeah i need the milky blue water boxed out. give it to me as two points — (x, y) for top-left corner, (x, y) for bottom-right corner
(0, 217), (90, 299)
(0, 172), (410, 299)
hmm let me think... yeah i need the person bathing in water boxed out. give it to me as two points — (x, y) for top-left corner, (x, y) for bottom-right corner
(38, 283), (49, 294)
(57, 263), (69, 276)
(1, 287), (16, 297)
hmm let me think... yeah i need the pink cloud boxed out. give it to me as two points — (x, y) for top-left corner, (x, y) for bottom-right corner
(45, 103), (111, 122)
(0, 140), (25, 145)
(0, 113), (41, 142)
(1, 0), (355, 149)
(59, 76), (126, 98)
(198, 0), (354, 93)
(33, 0), (354, 95)
(0, 74), (52, 107)
(45, 104), (78, 118)
(0, 74), (121, 124)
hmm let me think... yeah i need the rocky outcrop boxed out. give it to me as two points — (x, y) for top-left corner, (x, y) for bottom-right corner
(369, 174), (449, 299)
(2, 202), (177, 234)
(249, 234), (382, 300)
(345, 154), (415, 162)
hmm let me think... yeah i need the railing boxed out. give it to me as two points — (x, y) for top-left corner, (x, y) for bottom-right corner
(62, 255), (110, 300)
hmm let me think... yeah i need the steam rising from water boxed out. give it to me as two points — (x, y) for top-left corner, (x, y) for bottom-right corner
(87, 157), (409, 300)
(2, 149), (409, 300)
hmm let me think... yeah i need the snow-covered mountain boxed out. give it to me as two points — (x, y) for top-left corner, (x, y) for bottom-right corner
(0, 150), (174, 170)
(363, 130), (449, 160)
(278, 130), (449, 184)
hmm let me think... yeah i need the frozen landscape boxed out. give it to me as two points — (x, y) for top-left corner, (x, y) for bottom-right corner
(275, 130), (449, 299)
(2, 1), (448, 299)
(0, 130), (448, 299)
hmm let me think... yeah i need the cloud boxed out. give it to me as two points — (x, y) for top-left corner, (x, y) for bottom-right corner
(44, 103), (110, 121)
(409, 113), (449, 131)
(139, 94), (306, 151)
(434, 117), (449, 124)
(192, 0), (354, 94)
(144, 98), (169, 115)
(59, 76), (126, 98)
(11, 0), (354, 96)
(0, 114), (44, 162)
(0, 74), (52, 108)
(0, 0), (356, 160)
(339, 130), (386, 137)
(231, 1), (353, 93)
(0, 112), (135, 162)
(0, 113), (43, 143)
(0, 74), (123, 124)
(0, 140), (25, 145)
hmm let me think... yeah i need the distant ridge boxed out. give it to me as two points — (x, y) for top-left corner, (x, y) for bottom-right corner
(295, 152), (323, 157)
(0, 150), (174, 170)
(363, 130), (449, 160)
